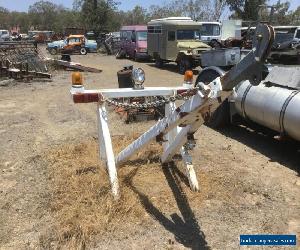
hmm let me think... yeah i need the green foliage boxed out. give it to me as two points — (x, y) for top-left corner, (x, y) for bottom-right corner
(28, 0), (83, 32)
(226, 0), (266, 21)
(289, 6), (300, 25)
(75, 0), (119, 34)
(226, 0), (298, 25)
(0, 0), (298, 35)
(268, 1), (292, 25)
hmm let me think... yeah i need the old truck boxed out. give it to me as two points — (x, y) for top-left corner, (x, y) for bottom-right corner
(116, 25), (149, 61)
(47, 35), (97, 55)
(198, 21), (221, 43)
(269, 26), (300, 64)
(147, 17), (211, 74)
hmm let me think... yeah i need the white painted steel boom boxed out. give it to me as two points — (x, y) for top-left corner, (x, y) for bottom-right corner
(71, 24), (274, 198)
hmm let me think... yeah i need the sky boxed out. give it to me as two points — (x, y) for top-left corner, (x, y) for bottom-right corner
(0, 0), (298, 12)
(0, 0), (161, 11)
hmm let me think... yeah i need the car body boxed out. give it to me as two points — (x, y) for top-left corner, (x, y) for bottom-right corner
(11, 32), (21, 41)
(20, 34), (29, 40)
(147, 17), (211, 74)
(0, 30), (10, 41)
(28, 30), (54, 43)
(47, 35), (97, 55)
(118, 25), (149, 60)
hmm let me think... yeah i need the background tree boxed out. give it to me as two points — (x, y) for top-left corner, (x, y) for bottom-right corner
(0, 7), (9, 29)
(183, 0), (226, 21)
(28, 1), (65, 30)
(7, 12), (31, 33)
(147, 0), (226, 22)
(226, 0), (266, 21)
(124, 6), (148, 25)
(0, 0), (299, 35)
(74, 0), (119, 34)
(288, 6), (300, 25)
(268, 1), (292, 25)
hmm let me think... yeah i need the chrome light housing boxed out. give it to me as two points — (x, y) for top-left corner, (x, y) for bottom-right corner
(132, 68), (145, 89)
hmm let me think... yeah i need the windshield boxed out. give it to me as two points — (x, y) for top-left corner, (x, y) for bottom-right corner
(200, 24), (220, 36)
(274, 29), (296, 43)
(177, 30), (200, 40)
(137, 31), (147, 41)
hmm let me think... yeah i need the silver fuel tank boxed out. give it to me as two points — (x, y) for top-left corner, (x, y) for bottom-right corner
(234, 74), (300, 141)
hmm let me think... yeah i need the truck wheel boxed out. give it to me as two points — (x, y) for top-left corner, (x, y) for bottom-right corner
(80, 48), (87, 55)
(49, 48), (57, 55)
(155, 57), (164, 68)
(133, 52), (139, 62)
(195, 67), (230, 128)
(178, 58), (191, 75)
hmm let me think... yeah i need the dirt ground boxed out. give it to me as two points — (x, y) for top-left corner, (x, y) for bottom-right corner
(0, 47), (299, 250)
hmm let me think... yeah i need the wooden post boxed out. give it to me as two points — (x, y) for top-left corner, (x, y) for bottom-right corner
(5, 60), (9, 77)
(19, 63), (23, 79)
(25, 62), (29, 75)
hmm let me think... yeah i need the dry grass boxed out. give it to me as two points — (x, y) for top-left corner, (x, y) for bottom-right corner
(41, 135), (163, 248)
(40, 134), (228, 249)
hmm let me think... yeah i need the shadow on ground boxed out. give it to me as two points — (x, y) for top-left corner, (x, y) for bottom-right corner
(219, 123), (300, 175)
(125, 165), (210, 250)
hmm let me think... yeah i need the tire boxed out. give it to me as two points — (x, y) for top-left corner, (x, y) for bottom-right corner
(178, 58), (191, 75)
(155, 57), (164, 68)
(49, 48), (57, 55)
(195, 67), (230, 128)
(61, 54), (71, 62)
(80, 47), (87, 55)
(133, 52), (139, 62)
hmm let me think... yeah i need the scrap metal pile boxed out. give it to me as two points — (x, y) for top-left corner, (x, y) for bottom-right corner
(0, 41), (51, 81)
(114, 66), (164, 123)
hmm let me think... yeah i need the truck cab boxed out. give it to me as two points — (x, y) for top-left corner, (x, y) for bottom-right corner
(0, 30), (10, 41)
(147, 17), (211, 74)
(270, 26), (300, 63)
(117, 25), (149, 60)
(198, 21), (221, 42)
(274, 26), (300, 43)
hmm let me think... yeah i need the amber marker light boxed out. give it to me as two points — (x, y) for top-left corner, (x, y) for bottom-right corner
(72, 72), (83, 86)
(182, 70), (194, 89)
(71, 72), (85, 99)
(184, 70), (193, 83)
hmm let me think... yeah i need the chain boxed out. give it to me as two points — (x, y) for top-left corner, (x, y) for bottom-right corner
(105, 86), (200, 109)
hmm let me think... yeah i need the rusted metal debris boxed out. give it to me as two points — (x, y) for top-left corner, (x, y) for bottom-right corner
(47, 58), (102, 73)
(0, 41), (51, 80)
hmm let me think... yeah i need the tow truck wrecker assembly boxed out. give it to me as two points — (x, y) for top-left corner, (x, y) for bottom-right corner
(70, 24), (274, 199)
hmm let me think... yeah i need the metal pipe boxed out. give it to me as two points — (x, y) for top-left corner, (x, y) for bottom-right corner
(234, 81), (300, 141)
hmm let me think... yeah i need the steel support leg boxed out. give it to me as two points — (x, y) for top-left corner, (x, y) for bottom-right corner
(162, 102), (199, 192)
(180, 147), (199, 191)
(97, 103), (119, 199)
